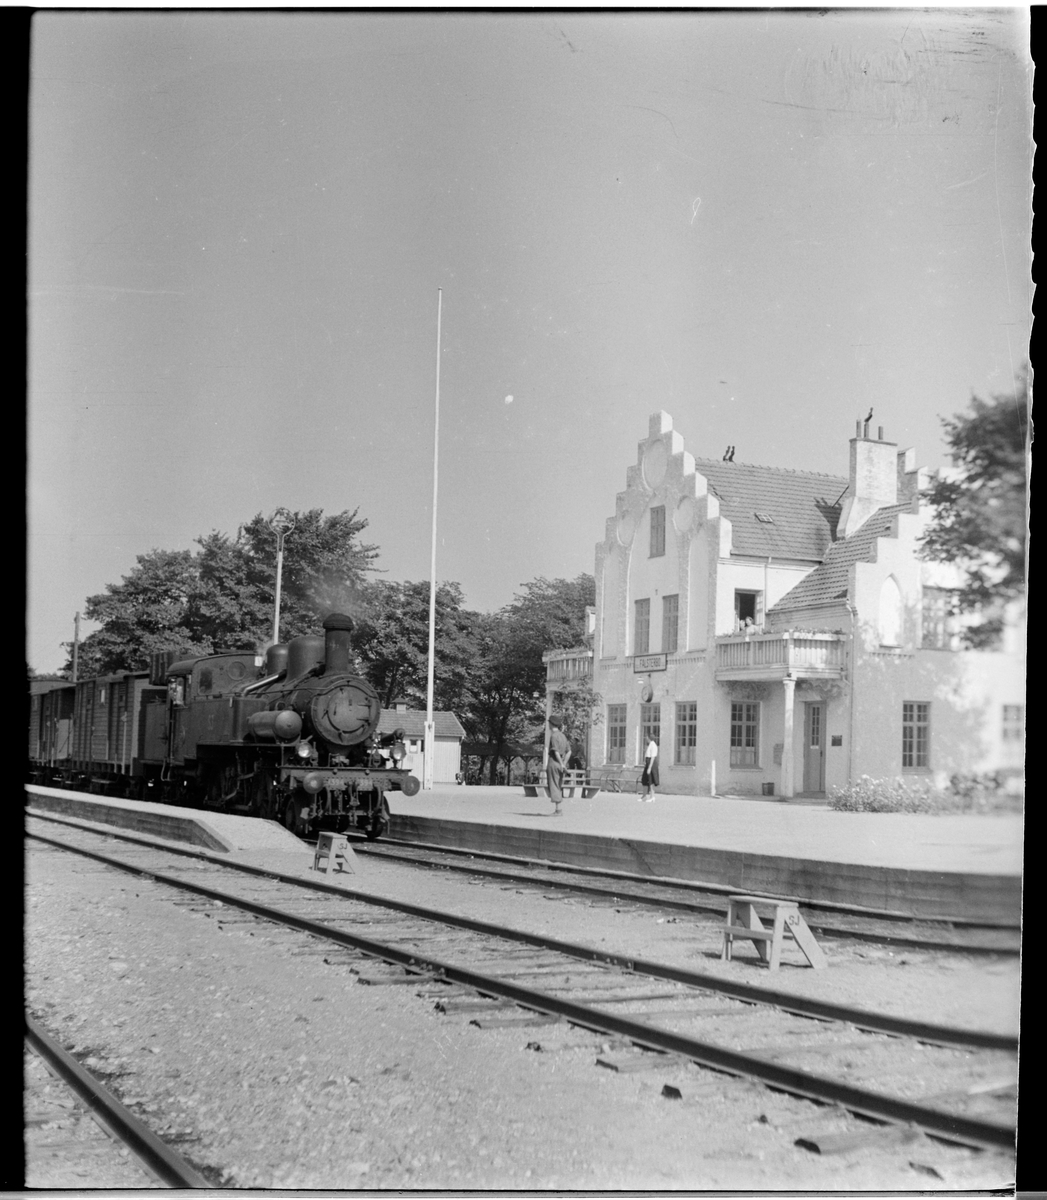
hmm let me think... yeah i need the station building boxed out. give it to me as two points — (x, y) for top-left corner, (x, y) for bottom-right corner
(558, 411), (1025, 799)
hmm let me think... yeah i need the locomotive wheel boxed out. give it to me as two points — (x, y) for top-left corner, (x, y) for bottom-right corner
(283, 795), (307, 837)
(365, 798), (391, 841)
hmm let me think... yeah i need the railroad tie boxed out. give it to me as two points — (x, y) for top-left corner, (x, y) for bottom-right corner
(313, 832), (358, 876)
(721, 895), (827, 971)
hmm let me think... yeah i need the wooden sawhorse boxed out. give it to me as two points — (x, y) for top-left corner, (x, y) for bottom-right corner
(313, 831), (358, 876)
(721, 894), (826, 971)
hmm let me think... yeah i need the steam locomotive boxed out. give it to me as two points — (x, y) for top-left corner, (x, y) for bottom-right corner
(28, 613), (420, 840)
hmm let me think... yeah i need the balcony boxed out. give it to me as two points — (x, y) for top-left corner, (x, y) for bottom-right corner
(543, 646), (593, 689)
(715, 630), (846, 681)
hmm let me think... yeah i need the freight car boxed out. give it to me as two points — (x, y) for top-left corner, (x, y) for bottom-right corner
(28, 612), (420, 840)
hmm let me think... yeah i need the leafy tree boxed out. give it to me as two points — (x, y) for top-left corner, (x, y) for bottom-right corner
(554, 678), (604, 765)
(72, 549), (208, 676)
(920, 371), (1029, 648)
(464, 575), (595, 782)
(65, 509), (379, 674)
(352, 580), (479, 711)
(235, 509), (378, 639)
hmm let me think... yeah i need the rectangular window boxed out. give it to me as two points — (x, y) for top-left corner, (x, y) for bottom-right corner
(1002, 705), (1025, 743)
(730, 702), (760, 767)
(675, 701), (697, 765)
(634, 598), (651, 656)
(607, 704), (627, 764)
(921, 588), (956, 649)
(650, 506), (666, 557)
(640, 702), (661, 751)
(662, 594), (679, 654)
(902, 702), (930, 769)
(734, 590), (762, 631)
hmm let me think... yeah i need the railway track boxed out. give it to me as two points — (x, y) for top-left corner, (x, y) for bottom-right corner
(343, 835), (1022, 956)
(25, 1017), (211, 1188)
(27, 814), (1018, 1155)
(28, 806), (1020, 956)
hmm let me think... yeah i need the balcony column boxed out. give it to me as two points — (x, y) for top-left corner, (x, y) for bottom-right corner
(780, 675), (796, 799)
(542, 688), (554, 774)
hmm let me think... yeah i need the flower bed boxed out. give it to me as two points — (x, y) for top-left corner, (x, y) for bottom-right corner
(829, 773), (1023, 815)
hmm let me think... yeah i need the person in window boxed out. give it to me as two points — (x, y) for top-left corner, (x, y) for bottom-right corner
(641, 735), (659, 802)
(547, 716), (571, 815)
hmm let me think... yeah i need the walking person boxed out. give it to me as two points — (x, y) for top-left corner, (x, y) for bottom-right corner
(640, 734), (659, 802)
(547, 716), (571, 816)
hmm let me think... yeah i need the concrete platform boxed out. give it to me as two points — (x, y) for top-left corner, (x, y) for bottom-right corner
(386, 786), (1022, 923)
(25, 783), (1023, 923)
(25, 785), (306, 857)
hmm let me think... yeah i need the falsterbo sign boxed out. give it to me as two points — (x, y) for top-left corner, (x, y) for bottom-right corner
(633, 654), (667, 672)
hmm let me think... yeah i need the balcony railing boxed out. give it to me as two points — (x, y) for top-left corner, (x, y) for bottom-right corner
(543, 646), (594, 687)
(715, 631), (845, 679)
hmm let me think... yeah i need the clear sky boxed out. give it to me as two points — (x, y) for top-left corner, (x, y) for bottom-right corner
(28, 10), (1032, 673)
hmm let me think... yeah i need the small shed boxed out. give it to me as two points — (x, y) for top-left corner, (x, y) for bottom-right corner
(377, 707), (466, 786)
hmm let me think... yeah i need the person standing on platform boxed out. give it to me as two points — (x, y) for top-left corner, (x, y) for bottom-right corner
(547, 716), (570, 815)
(641, 735), (659, 802)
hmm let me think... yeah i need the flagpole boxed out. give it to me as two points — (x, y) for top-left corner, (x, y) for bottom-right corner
(423, 288), (442, 792)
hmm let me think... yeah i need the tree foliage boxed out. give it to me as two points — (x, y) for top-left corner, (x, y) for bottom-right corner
(351, 580), (478, 712)
(68, 509), (378, 674)
(64, 511), (595, 781)
(462, 575), (595, 781)
(920, 371), (1029, 647)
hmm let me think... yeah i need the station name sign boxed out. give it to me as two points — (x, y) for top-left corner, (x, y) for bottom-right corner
(633, 654), (667, 673)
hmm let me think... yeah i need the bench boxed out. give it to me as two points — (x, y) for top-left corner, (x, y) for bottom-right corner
(591, 765), (645, 794)
(522, 769), (601, 800)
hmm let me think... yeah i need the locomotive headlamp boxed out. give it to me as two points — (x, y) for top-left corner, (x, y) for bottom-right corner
(296, 740), (314, 759)
(390, 741), (407, 764)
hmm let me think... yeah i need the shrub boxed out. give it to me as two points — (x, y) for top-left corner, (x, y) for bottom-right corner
(829, 774), (1022, 815)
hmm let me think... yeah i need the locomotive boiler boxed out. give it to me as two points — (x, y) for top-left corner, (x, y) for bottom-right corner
(139, 611), (419, 838)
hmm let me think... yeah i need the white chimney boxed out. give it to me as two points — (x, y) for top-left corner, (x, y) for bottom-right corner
(838, 426), (899, 538)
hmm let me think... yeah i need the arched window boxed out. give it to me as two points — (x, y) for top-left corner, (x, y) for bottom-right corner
(878, 576), (903, 646)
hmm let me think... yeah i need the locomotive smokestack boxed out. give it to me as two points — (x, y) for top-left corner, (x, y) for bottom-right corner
(322, 612), (355, 676)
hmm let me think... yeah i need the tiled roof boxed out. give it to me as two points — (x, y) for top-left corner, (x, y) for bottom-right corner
(767, 503), (911, 614)
(693, 459), (846, 561)
(377, 710), (466, 739)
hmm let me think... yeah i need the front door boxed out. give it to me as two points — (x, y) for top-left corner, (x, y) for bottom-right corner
(803, 703), (825, 794)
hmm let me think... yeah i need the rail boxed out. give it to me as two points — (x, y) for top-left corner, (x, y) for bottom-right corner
(28, 821), (1018, 1151)
(25, 1015), (211, 1188)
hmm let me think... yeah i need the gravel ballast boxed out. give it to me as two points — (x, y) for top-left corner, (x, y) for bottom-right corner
(24, 833), (1018, 1190)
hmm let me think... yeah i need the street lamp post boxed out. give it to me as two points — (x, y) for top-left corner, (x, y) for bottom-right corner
(269, 510), (296, 646)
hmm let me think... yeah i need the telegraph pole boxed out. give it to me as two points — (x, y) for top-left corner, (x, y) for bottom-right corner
(423, 289), (442, 792)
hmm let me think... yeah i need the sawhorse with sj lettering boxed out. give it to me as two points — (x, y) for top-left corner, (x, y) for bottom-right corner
(313, 832), (358, 876)
(721, 895), (826, 971)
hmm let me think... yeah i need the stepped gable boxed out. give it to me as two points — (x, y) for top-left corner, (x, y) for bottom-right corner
(693, 458), (846, 561)
(768, 501), (912, 613)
